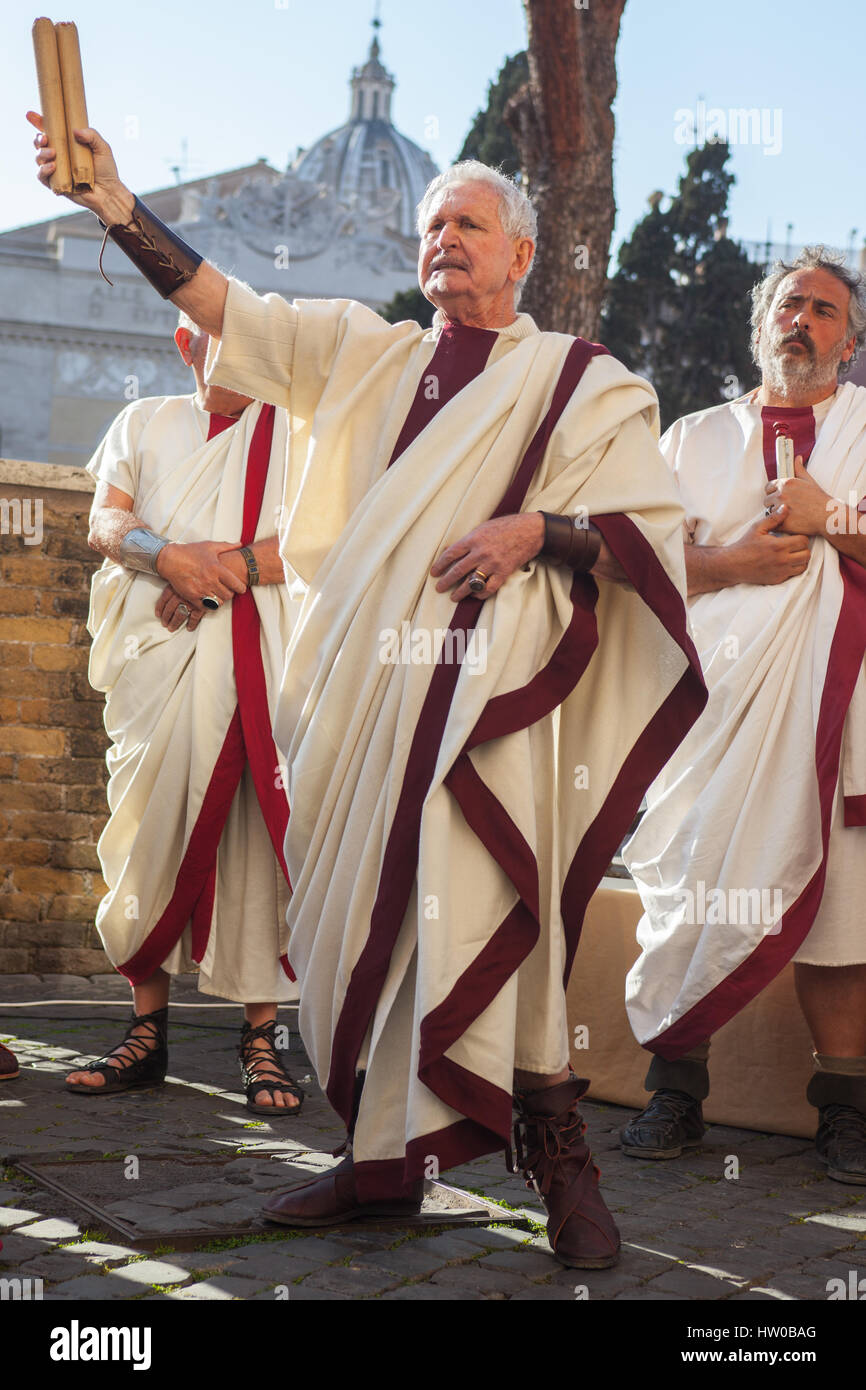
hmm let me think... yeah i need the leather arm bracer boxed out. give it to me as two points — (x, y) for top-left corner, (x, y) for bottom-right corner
(99, 196), (203, 298)
(537, 512), (602, 572)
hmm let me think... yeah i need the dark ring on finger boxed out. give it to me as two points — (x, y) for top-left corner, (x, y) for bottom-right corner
(467, 568), (490, 595)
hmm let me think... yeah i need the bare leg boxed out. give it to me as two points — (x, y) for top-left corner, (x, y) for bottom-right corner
(242, 1002), (300, 1111)
(65, 968), (171, 1088)
(794, 964), (866, 1054)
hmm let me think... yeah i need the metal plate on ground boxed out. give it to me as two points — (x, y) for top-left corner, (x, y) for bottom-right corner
(16, 1151), (529, 1251)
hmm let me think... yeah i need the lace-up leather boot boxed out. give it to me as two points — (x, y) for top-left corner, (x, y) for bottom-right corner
(512, 1075), (620, 1268)
(620, 1088), (705, 1158)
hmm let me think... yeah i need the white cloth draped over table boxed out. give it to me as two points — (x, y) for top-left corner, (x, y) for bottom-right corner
(87, 394), (300, 1003)
(207, 283), (705, 1195)
(624, 384), (866, 1060)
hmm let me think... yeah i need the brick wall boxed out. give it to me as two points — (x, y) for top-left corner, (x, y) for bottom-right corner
(0, 460), (111, 974)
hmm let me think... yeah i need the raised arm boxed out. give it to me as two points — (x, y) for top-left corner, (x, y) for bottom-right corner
(28, 113), (228, 338)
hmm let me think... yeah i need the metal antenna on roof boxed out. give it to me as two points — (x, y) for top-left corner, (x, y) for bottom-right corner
(164, 139), (204, 186)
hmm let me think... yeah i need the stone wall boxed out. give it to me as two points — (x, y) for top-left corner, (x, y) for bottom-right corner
(0, 459), (111, 974)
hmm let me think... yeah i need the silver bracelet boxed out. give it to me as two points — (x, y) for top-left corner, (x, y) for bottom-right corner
(118, 526), (171, 575)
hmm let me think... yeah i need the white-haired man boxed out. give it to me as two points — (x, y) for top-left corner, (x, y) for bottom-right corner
(31, 117), (706, 1268)
(63, 313), (305, 1116)
(622, 249), (866, 1184)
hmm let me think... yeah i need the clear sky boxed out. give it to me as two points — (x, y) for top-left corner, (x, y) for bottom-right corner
(3, 0), (864, 263)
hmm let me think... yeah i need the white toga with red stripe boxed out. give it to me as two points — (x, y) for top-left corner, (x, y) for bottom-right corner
(624, 385), (866, 1059)
(86, 393), (299, 1003)
(206, 282), (703, 1193)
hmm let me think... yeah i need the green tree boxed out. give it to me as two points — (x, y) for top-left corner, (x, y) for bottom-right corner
(380, 285), (434, 329)
(602, 141), (760, 429)
(458, 52), (528, 176)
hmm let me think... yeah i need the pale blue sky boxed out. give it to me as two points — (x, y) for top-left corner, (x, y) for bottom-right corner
(4, 0), (864, 262)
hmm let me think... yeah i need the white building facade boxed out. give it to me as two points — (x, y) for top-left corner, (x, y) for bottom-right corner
(0, 32), (437, 467)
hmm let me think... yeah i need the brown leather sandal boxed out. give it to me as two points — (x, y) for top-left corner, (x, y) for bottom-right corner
(238, 1019), (305, 1116)
(263, 1156), (423, 1226)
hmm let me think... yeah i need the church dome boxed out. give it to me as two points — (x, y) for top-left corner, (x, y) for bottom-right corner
(292, 27), (438, 239)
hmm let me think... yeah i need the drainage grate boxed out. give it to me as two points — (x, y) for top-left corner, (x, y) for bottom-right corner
(16, 1150), (528, 1250)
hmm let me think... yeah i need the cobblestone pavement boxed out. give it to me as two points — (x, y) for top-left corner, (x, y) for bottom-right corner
(1, 974), (864, 1303)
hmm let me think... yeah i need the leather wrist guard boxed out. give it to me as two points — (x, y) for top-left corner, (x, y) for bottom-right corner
(239, 545), (259, 587)
(99, 196), (203, 298)
(538, 513), (602, 572)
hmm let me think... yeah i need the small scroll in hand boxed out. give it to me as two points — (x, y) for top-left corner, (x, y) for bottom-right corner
(775, 433), (795, 481)
(56, 21), (94, 191)
(32, 18), (72, 193)
(31, 17), (93, 194)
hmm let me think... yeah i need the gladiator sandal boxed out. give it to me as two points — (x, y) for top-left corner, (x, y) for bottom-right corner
(238, 1019), (305, 1117)
(512, 1074), (621, 1269)
(65, 1006), (168, 1095)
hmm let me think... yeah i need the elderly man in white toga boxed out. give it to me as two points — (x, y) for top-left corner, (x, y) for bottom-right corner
(30, 109), (706, 1268)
